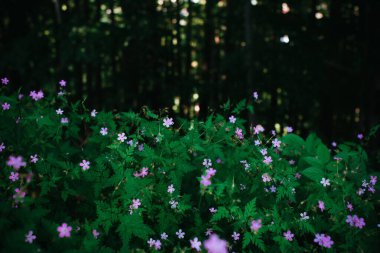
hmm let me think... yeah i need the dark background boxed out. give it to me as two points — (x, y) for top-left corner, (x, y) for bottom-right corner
(1, 0), (379, 141)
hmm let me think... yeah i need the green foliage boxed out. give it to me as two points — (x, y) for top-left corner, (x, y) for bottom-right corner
(0, 87), (379, 253)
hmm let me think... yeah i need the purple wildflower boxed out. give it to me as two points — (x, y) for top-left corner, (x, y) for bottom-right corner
(57, 223), (72, 238)
(203, 234), (228, 253)
(283, 230), (294, 241)
(25, 230), (36, 244)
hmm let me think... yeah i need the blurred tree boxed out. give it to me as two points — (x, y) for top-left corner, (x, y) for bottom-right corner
(0, 0), (379, 140)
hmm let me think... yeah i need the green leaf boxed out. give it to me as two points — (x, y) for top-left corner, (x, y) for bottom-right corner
(301, 167), (324, 182)
(317, 143), (330, 164)
(244, 198), (257, 220)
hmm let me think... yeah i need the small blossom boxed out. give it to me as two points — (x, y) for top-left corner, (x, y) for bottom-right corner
(209, 207), (217, 213)
(231, 231), (240, 241)
(59, 80), (66, 87)
(285, 126), (293, 133)
(250, 219), (262, 232)
(147, 238), (156, 247)
(332, 141), (337, 147)
(235, 127), (244, 139)
(370, 176), (377, 185)
(61, 117), (69, 124)
(272, 138), (281, 148)
(0, 142), (5, 152)
(253, 124), (265, 134)
(169, 200), (178, 209)
(56, 108), (64, 115)
(283, 230), (294, 241)
(346, 215), (365, 229)
(154, 240), (161, 250)
(57, 223), (72, 238)
(100, 127), (108, 136)
(205, 228), (213, 236)
(25, 230), (36, 244)
(161, 232), (168, 240)
(176, 229), (185, 239)
(13, 188), (26, 203)
(254, 140), (261, 146)
(295, 172), (301, 179)
(92, 229), (100, 239)
(270, 185), (277, 192)
(262, 173), (271, 183)
(368, 185), (375, 193)
(1, 77), (9, 85)
(163, 117), (174, 128)
(253, 91), (259, 100)
(229, 115), (236, 123)
(9, 172), (19, 182)
(190, 237), (202, 251)
(132, 199), (141, 209)
(7, 155), (26, 170)
(203, 234), (228, 253)
(357, 188), (365, 196)
(314, 233), (334, 248)
(79, 160), (90, 171)
(357, 133), (364, 140)
(91, 109), (97, 117)
(346, 202), (353, 212)
(138, 144), (144, 151)
(29, 90), (44, 101)
(320, 178), (330, 187)
(206, 168), (216, 177)
(30, 154), (38, 163)
(139, 167), (149, 177)
(203, 158), (212, 168)
(263, 156), (273, 165)
(300, 212), (309, 221)
(2, 102), (10, 110)
(167, 184), (175, 194)
(318, 200), (325, 212)
(117, 133), (127, 142)
(200, 175), (211, 187)
(260, 148), (267, 156)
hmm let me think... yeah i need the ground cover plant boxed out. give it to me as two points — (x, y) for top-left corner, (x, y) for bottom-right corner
(0, 79), (379, 252)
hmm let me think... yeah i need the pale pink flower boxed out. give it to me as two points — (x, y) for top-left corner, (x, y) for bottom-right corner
(79, 160), (90, 171)
(92, 229), (100, 239)
(203, 234), (228, 253)
(250, 219), (262, 232)
(190, 237), (202, 251)
(25, 230), (36, 244)
(318, 200), (325, 212)
(57, 223), (72, 238)
(229, 115), (236, 123)
(163, 117), (174, 127)
(9, 172), (19, 182)
(283, 230), (294, 241)
(231, 231), (240, 241)
(7, 155), (26, 170)
(2, 102), (10, 110)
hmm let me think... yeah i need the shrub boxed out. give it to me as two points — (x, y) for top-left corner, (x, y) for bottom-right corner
(0, 81), (379, 252)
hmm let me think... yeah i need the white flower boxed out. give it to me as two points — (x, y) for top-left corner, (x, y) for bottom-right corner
(163, 117), (174, 128)
(320, 178), (330, 187)
(300, 212), (309, 221)
(176, 229), (185, 239)
(56, 108), (64, 115)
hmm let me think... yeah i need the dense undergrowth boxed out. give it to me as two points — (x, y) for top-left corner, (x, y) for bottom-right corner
(0, 79), (379, 252)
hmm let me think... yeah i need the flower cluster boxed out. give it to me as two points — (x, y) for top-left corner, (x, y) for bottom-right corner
(346, 215), (366, 229)
(314, 233), (334, 248)
(200, 159), (217, 187)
